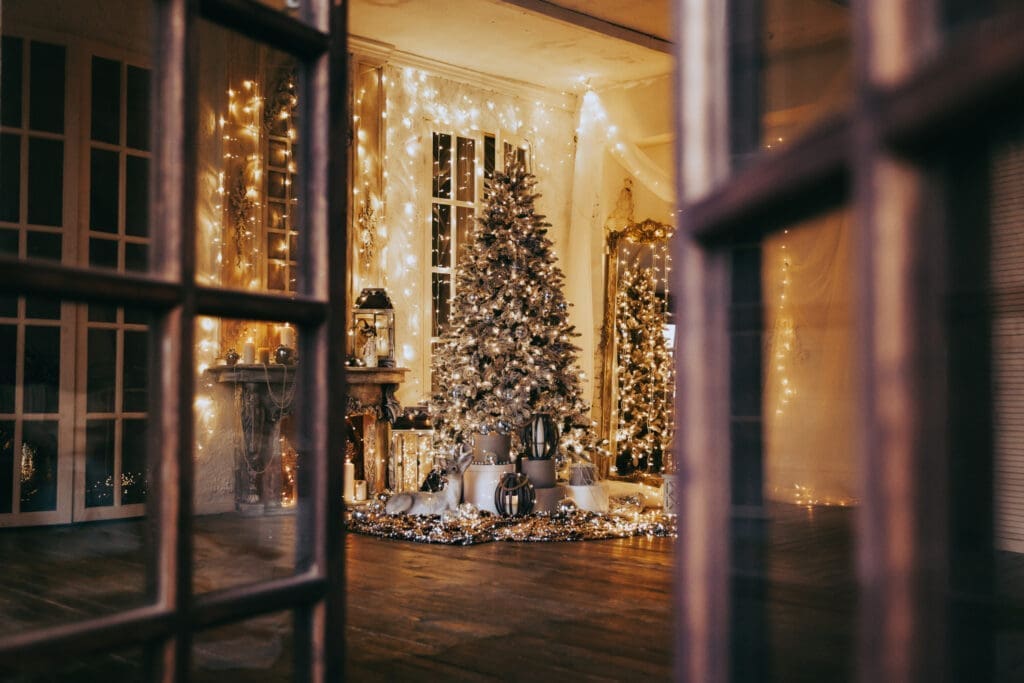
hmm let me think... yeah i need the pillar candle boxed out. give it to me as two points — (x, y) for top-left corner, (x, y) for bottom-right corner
(280, 325), (295, 348)
(355, 480), (367, 501)
(344, 460), (355, 501)
(257, 347), (270, 364)
(242, 340), (256, 365)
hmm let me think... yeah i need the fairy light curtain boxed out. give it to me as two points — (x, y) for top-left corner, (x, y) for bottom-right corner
(762, 210), (856, 505)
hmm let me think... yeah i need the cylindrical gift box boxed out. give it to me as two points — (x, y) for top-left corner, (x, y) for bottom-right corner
(533, 484), (567, 513)
(472, 432), (512, 464)
(463, 463), (515, 514)
(521, 458), (556, 488)
(568, 483), (609, 513)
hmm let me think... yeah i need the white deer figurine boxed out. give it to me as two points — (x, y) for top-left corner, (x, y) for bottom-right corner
(385, 448), (474, 516)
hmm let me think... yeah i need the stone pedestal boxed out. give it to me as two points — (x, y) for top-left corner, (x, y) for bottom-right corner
(207, 364), (297, 513)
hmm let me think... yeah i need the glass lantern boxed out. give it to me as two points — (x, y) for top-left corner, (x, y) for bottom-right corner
(352, 288), (396, 367)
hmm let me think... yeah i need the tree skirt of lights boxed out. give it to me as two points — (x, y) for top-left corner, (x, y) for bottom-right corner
(346, 495), (676, 545)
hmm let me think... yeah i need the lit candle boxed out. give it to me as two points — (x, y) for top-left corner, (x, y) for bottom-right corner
(280, 325), (295, 348)
(344, 460), (355, 501)
(242, 340), (256, 364)
(510, 494), (519, 515)
(355, 480), (367, 501)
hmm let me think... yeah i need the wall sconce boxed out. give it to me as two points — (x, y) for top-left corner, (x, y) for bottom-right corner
(353, 287), (396, 368)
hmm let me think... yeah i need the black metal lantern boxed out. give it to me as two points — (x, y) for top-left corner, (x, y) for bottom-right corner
(494, 472), (535, 517)
(353, 288), (396, 367)
(522, 412), (559, 460)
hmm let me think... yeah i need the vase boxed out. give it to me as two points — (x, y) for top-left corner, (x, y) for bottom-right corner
(463, 463), (515, 514)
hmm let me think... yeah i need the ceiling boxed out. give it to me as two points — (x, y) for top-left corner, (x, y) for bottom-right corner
(349, 0), (675, 92)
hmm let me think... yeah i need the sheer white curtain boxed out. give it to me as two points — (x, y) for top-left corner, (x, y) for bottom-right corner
(762, 210), (856, 504)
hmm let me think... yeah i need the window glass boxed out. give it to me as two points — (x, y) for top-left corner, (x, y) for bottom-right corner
(193, 611), (294, 680)
(194, 21), (301, 295)
(729, 1), (852, 171)
(193, 316), (302, 594)
(729, 209), (858, 682)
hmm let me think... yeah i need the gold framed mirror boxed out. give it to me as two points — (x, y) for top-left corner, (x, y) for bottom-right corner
(594, 182), (675, 481)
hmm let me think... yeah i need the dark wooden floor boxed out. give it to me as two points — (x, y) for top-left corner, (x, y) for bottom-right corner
(1, 505), (1023, 681)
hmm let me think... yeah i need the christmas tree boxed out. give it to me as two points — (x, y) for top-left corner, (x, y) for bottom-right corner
(430, 162), (592, 459)
(614, 264), (674, 474)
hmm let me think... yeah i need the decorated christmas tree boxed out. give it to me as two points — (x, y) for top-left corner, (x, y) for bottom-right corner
(430, 162), (592, 459)
(614, 264), (674, 473)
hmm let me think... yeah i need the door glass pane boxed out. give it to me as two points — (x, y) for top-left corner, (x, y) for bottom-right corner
(90, 148), (120, 233)
(0, 421), (12, 514)
(121, 419), (147, 505)
(23, 326), (59, 414)
(123, 329), (148, 412)
(193, 317), (302, 594)
(125, 155), (149, 237)
(87, 328), (117, 413)
(91, 56), (121, 145)
(194, 22), (302, 294)
(1, 37), (23, 128)
(26, 231), (61, 261)
(730, 209), (857, 682)
(725, 1), (852, 176)
(28, 42), (65, 134)
(456, 136), (475, 202)
(27, 137), (63, 227)
(85, 419), (115, 508)
(20, 420), (58, 512)
(0, 134), (20, 223)
(193, 611), (294, 680)
(431, 203), (450, 268)
(433, 132), (452, 199)
(0, 326), (14, 414)
(126, 65), (150, 151)
(89, 236), (119, 269)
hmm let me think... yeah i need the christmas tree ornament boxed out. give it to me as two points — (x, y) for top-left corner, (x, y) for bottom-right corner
(554, 497), (579, 518)
(494, 472), (536, 517)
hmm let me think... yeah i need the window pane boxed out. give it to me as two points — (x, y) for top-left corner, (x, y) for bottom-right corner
(25, 296), (61, 320)
(432, 273), (450, 337)
(23, 326), (59, 414)
(126, 65), (150, 151)
(90, 148), (119, 233)
(0, 422), (11, 514)
(125, 242), (148, 272)
(89, 237), (119, 269)
(433, 132), (452, 199)
(1, 37), (23, 128)
(193, 317), (302, 593)
(0, 229), (17, 256)
(123, 329), (148, 412)
(28, 42), (65, 134)
(0, 297), (15, 318)
(89, 303), (118, 323)
(91, 56), (121, 145)
(27, 137), (63, 226)
(0, 134), (20, 224)
(195, 24), (301, 295)
(1, 648), (144, 681)
(125, 155), (149, 237)
(26, 231), (61, 261)
(456, 206), (474, 265)
(87, 328), (117, 413)
(85, 419), (115, 508)
(431, 203), (450, 268)
(456, 136), (475, 202)
(121, 419), (147, 505)
(20, 420), (58, 512)
(730, 210), (857, 682)
(0, 326), (14, 413)
(193, 611), (293, 680)
(725, 1), (851, 176)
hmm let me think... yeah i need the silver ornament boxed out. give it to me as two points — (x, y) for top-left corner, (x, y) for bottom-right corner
(458, 502), (480, 519)
(555, 497), (578, 517)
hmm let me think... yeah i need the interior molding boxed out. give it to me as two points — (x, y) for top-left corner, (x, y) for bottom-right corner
(498, 0), (673, 54)
(349, 35), (579, 112)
